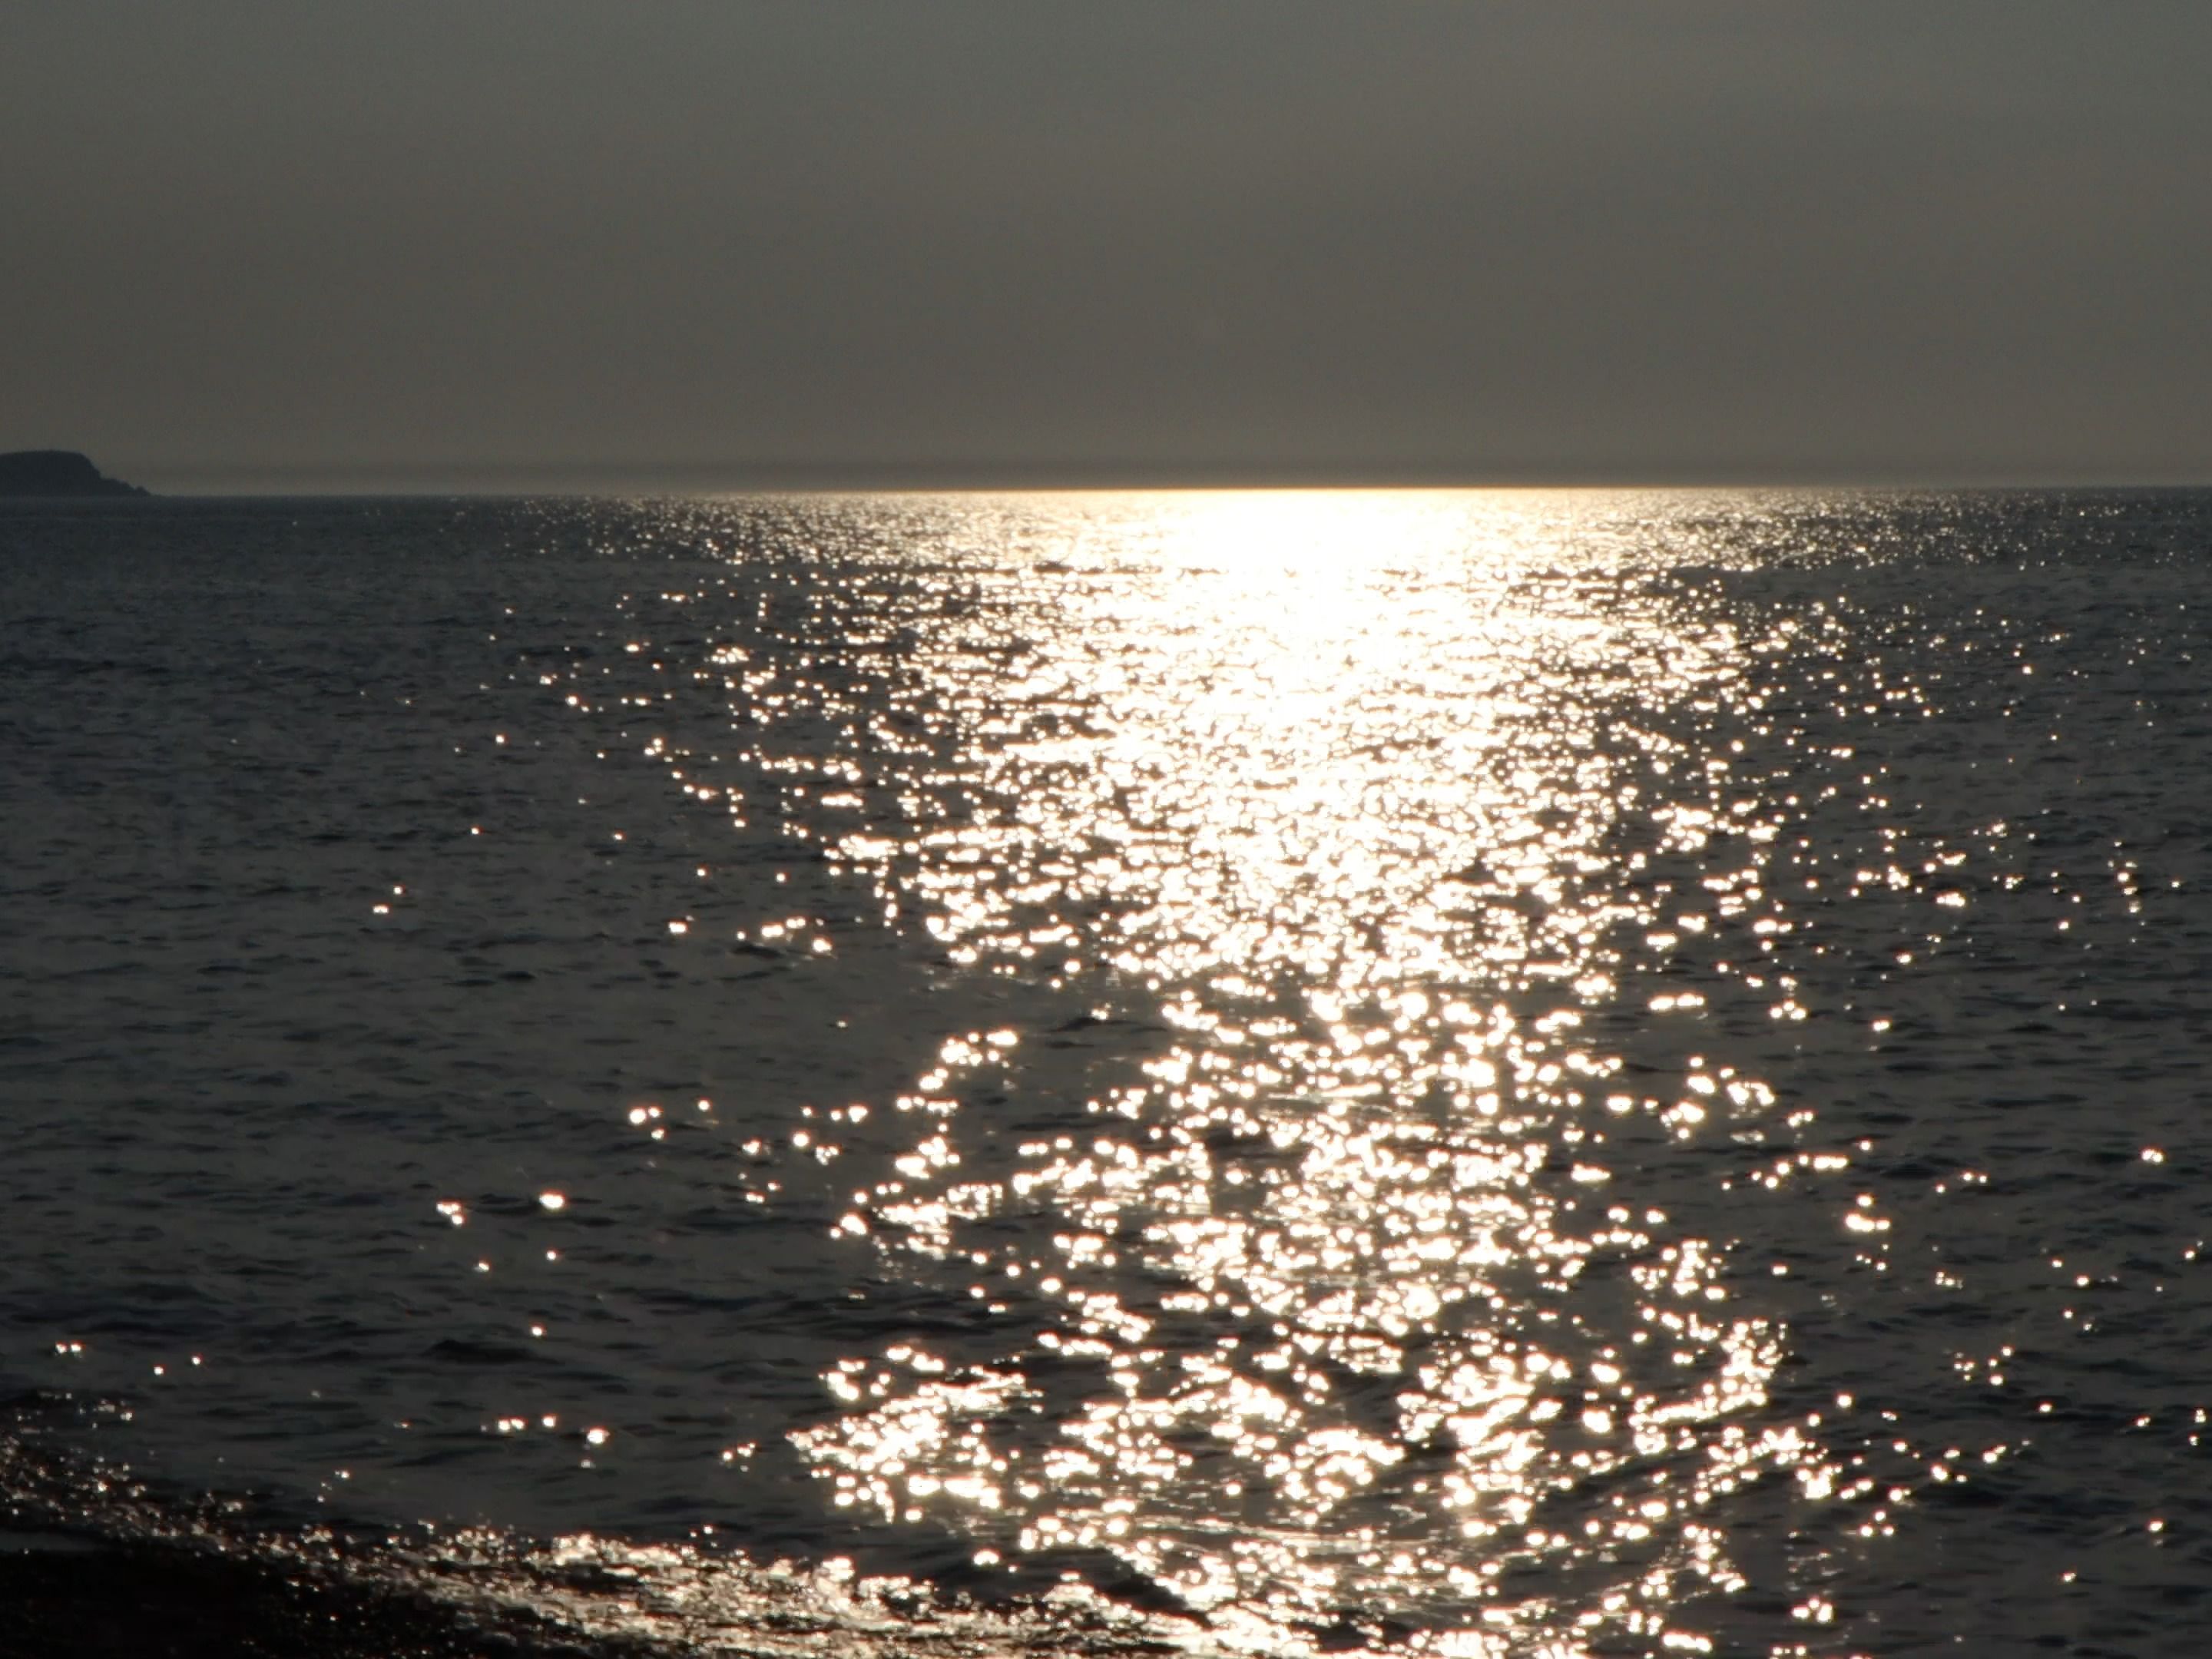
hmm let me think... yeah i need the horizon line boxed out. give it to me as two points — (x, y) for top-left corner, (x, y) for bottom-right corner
(74, 460), (2212, 498)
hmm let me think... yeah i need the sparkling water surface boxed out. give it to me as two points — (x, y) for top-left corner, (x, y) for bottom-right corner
(4, 491), (2211, 1656)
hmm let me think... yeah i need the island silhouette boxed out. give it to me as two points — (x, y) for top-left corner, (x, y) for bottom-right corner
(0, 450), (148, 497)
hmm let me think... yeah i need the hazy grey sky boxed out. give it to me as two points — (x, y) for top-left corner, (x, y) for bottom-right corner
(3, 2), (2208, 490)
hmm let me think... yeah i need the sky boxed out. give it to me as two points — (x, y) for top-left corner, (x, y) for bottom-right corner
(3, 2), (2209, 492)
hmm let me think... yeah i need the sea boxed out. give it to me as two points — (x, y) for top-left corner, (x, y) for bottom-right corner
(2, 489), (2210, 1657)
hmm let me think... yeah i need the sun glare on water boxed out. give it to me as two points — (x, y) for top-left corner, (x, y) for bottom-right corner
(710, 491), (1871, 1654)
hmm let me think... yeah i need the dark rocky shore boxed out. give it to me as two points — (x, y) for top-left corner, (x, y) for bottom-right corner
(0, 1533), (644, 1659)
(0, 451), (148, 498)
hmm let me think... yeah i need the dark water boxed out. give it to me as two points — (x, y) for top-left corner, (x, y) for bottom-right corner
(4, 490), (2211, 1657)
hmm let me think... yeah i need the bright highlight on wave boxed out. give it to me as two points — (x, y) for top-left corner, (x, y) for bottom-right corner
(662, 492), (1955, 1652)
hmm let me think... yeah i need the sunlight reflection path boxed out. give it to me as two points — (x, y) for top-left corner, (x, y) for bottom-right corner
(741, 495), (1855, 1651)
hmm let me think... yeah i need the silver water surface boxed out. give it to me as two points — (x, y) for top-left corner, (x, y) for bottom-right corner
(5, 492), (2212, 1657)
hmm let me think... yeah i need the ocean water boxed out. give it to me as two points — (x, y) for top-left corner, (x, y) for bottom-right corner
(3, 489), (2211, 1657)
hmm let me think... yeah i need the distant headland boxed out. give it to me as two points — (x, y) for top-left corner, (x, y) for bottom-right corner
(0, 450), (150, 498)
